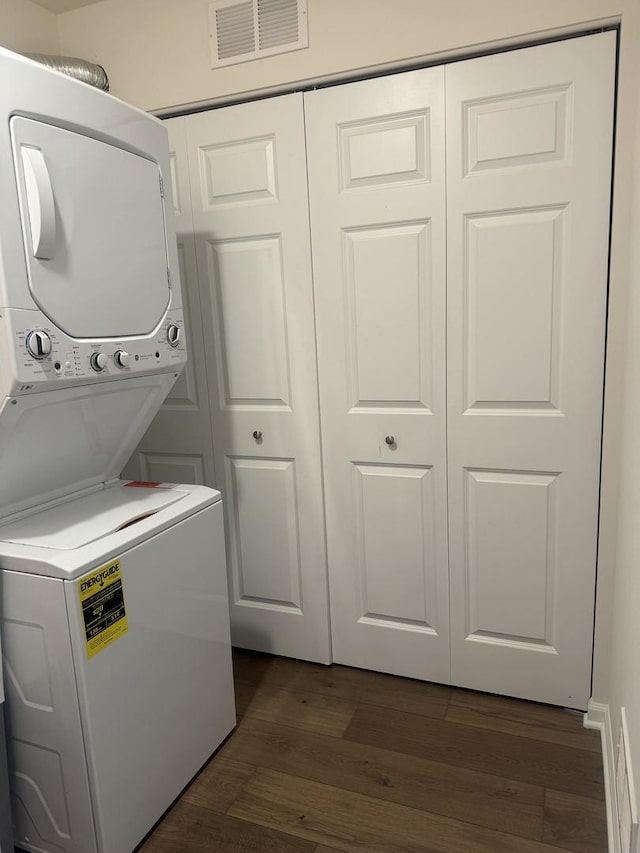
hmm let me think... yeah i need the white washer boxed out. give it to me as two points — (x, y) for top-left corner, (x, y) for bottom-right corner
(1, 481), (235, 853)
(0, 48), (236, 853)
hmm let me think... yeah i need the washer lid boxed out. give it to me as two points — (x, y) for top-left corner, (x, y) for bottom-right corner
(11, 116), (170, 338)
(0, 374), (175, 520)
(0, 483), (190, 550)
(0, 481), (222, 578)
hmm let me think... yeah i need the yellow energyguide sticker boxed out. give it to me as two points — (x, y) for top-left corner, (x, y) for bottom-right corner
(78, 559), (128, 659)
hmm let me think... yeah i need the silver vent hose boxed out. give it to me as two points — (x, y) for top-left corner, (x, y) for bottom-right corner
(23, 53), (109, 91)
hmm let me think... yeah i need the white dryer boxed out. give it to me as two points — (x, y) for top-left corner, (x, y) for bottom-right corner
(0, 48), (236, 853)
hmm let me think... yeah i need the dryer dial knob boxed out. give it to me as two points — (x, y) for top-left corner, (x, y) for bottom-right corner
(114, 350), (130, 368)
(25, 330), (52, 360)
(90, 352), (108, 372)
(167, 324), (181, 347)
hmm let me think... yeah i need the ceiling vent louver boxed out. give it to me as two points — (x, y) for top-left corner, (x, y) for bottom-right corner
(209, 0), (308, 69)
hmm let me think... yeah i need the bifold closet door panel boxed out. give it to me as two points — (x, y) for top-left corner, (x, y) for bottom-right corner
(123, 117), (217, 488)
(446, 32), (616, 708)
(185, 94), (331, 663)
(305, 69), (450, 682)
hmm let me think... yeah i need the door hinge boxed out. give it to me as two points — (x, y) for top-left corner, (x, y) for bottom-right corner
(167, 267), (172, 288)
(159, 174), (165, 198)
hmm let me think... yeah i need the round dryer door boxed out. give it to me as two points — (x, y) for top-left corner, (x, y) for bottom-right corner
(11, 116), (170, 338)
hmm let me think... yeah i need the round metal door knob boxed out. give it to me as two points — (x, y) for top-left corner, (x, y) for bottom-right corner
(385, 435), (395, 446)
(253, 430), (262, 441)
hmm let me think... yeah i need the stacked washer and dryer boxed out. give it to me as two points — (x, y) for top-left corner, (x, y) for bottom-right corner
(0, 48), (236, 853)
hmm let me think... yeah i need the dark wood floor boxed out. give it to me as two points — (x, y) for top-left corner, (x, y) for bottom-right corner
(139, 649), (607, 853)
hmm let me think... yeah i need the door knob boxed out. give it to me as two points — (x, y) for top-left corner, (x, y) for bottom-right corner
(385, 435), (395, 446)
(253, 430), (262, 441)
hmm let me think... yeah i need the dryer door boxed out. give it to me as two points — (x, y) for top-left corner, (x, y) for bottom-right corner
(10, 116), (170, 338)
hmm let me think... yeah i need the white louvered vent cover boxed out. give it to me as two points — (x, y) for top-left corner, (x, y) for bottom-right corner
(209, 0), (308, 68)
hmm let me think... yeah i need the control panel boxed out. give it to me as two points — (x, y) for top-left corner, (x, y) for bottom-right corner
(5, 307), (187, 393)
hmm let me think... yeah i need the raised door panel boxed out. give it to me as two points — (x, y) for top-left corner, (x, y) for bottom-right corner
(186, 94), (330, 663)
(353, 464), (438, 631)
(464, 469), (558, 647)
(206, 237), (291, 408)
(122, 117), (216, 488)
(226, 458), (302, 609)
(305, 67), (449, 683)
(339, 110), (431, 189)
(464, 208), (563, 411)
(464, 86), (570, 174)
(198, 136), (277, 205)
(447, 32), (615, 708)
(344, 222), (432, 408)
(138, 452), (206, 485)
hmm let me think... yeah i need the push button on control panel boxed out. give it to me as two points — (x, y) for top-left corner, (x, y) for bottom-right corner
(89, 352), (108, 372)
(167, 324), (181, 347)
(26, 330), (52, 360)
(114, 350), (130, 368)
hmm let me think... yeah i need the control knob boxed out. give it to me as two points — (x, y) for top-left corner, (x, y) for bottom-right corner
(90, 352), (108, 372)
(114, 350), (130, 368)
(167, 324), (181, 347)
(25, 330), (52, 360)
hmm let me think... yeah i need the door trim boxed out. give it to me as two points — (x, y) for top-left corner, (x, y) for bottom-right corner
(153, 22), (620, 119)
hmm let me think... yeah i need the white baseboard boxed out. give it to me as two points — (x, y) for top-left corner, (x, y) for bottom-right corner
(585, 701), (619, 853)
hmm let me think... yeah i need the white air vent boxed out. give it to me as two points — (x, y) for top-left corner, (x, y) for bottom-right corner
(209, 0), (308, 69)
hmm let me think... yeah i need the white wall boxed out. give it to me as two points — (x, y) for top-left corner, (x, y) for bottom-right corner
(56, 0), (622, 112)
(54, 0), (640, 797)
(591, 3), (640, 716)
(608, 0), (640, 791)
(0, 0), (60, 54)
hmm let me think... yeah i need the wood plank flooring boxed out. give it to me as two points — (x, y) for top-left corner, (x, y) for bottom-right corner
(138, 649), (607, 853)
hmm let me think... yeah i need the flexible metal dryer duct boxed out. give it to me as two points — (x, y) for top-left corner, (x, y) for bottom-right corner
(24, 53), (109, 91)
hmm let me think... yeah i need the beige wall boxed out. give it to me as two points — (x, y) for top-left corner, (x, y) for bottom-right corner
(57, 0), (622, 112)
(0, 0), (59, 54)
(607, 0), (640, 781)
(591, 5), (640, 710)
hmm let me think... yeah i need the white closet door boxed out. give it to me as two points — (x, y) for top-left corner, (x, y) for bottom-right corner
(185, 95), (331, 663)
(305, 69), (449, 682)
(123, 117), (217, 487)
(446, 33), (616, 708)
